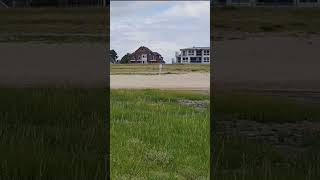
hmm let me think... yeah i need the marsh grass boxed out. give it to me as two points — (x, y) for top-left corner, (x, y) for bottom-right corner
(110, 89), (210, 179)
(0, 88), (106, 179)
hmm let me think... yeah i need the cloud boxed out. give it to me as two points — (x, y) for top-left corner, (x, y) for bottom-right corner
(159, 1), (210, 18)
(110, 1), (210, 63)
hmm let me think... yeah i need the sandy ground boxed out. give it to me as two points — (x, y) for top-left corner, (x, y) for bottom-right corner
(110, 73), (210, 91)
(0, 43), (107, 87)
(214, 37), (320, 91)
(2, 37), (320, 91)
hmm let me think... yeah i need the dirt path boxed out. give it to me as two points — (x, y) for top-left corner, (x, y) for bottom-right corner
(110, 73), (210, 91)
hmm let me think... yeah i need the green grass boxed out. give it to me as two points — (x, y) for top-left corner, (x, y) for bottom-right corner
(110, 89), (210, 179)
(1, 7), (320, 43)
(213, 135), (320, 180)
(0, 8), (107, 43)
(2, 87), (320, 179)
(213, 91), (320, 179)
(111, 64), (210, 75)
(0, 88), (107, 179)
(213, 7), (320, 35)
(214, 91), (320, 123)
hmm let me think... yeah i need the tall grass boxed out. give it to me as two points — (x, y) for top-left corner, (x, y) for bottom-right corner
(213, 91), (320, 179)
(0, 88), (107, 179)
(110, 89), (210, 179)
(0, 8), (107, 43)
(214, 92), (320, 123)
(213, 7), (320, 34)
(213, 135), (320, 180)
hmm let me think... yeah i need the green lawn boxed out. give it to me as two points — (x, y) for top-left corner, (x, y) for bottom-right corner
(111, 64), (210, 75)
(110, 89), (210, 179)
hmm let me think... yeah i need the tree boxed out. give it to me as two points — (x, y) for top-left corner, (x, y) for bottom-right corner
(110, 49), (118, 62)
(120, 53), (131, 64)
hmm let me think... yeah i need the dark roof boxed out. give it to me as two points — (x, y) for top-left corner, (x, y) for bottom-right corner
(153, 52), (161, 56)
(130, 46), (163, 62)
(133, 46), (153, 54)
(131, 46), (162, 57)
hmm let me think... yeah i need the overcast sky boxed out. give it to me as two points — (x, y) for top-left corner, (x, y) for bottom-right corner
(110, 1), (210, 63)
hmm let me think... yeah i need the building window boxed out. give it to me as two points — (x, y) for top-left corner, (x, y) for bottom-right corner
(203, 57), (210, 62)
(190, 57), (202, 63)
(196, 50), (202, 56)
(182, 57), (188, 63)
(182, 50), (186, 56)
(188, 50), (194, 56)
(204, 50), (209, 56)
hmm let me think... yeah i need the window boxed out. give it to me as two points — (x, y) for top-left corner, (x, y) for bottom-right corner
(182, 50), (186, 56)
(190, 57), (201, 63)
(204, 50), (209, 56)
(203, 57), (210, 63)
(188, 50), (194, 56)
(196, 50), (202, 56)
(182, 57), (188, 63)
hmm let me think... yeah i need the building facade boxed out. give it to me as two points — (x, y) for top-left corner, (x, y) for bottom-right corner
(129, 46), (164, 64)
(175, 47), (210, 64)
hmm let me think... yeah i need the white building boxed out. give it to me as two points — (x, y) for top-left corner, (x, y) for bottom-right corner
(175, 47), (210, 64)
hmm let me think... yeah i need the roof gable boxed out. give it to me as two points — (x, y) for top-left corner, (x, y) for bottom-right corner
(132, 46), (153, 55)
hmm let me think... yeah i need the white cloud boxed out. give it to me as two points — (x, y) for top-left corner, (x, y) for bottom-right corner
(159, 1), (210, 18)
(110, 1), (210, 63)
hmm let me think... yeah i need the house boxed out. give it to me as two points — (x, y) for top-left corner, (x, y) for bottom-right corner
(129, 46), (164, 64)
(175, 47), (210, 64)
(110, 56), (115, 64)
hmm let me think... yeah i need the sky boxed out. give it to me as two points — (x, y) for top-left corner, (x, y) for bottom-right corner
(110, 1), (210, 63)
